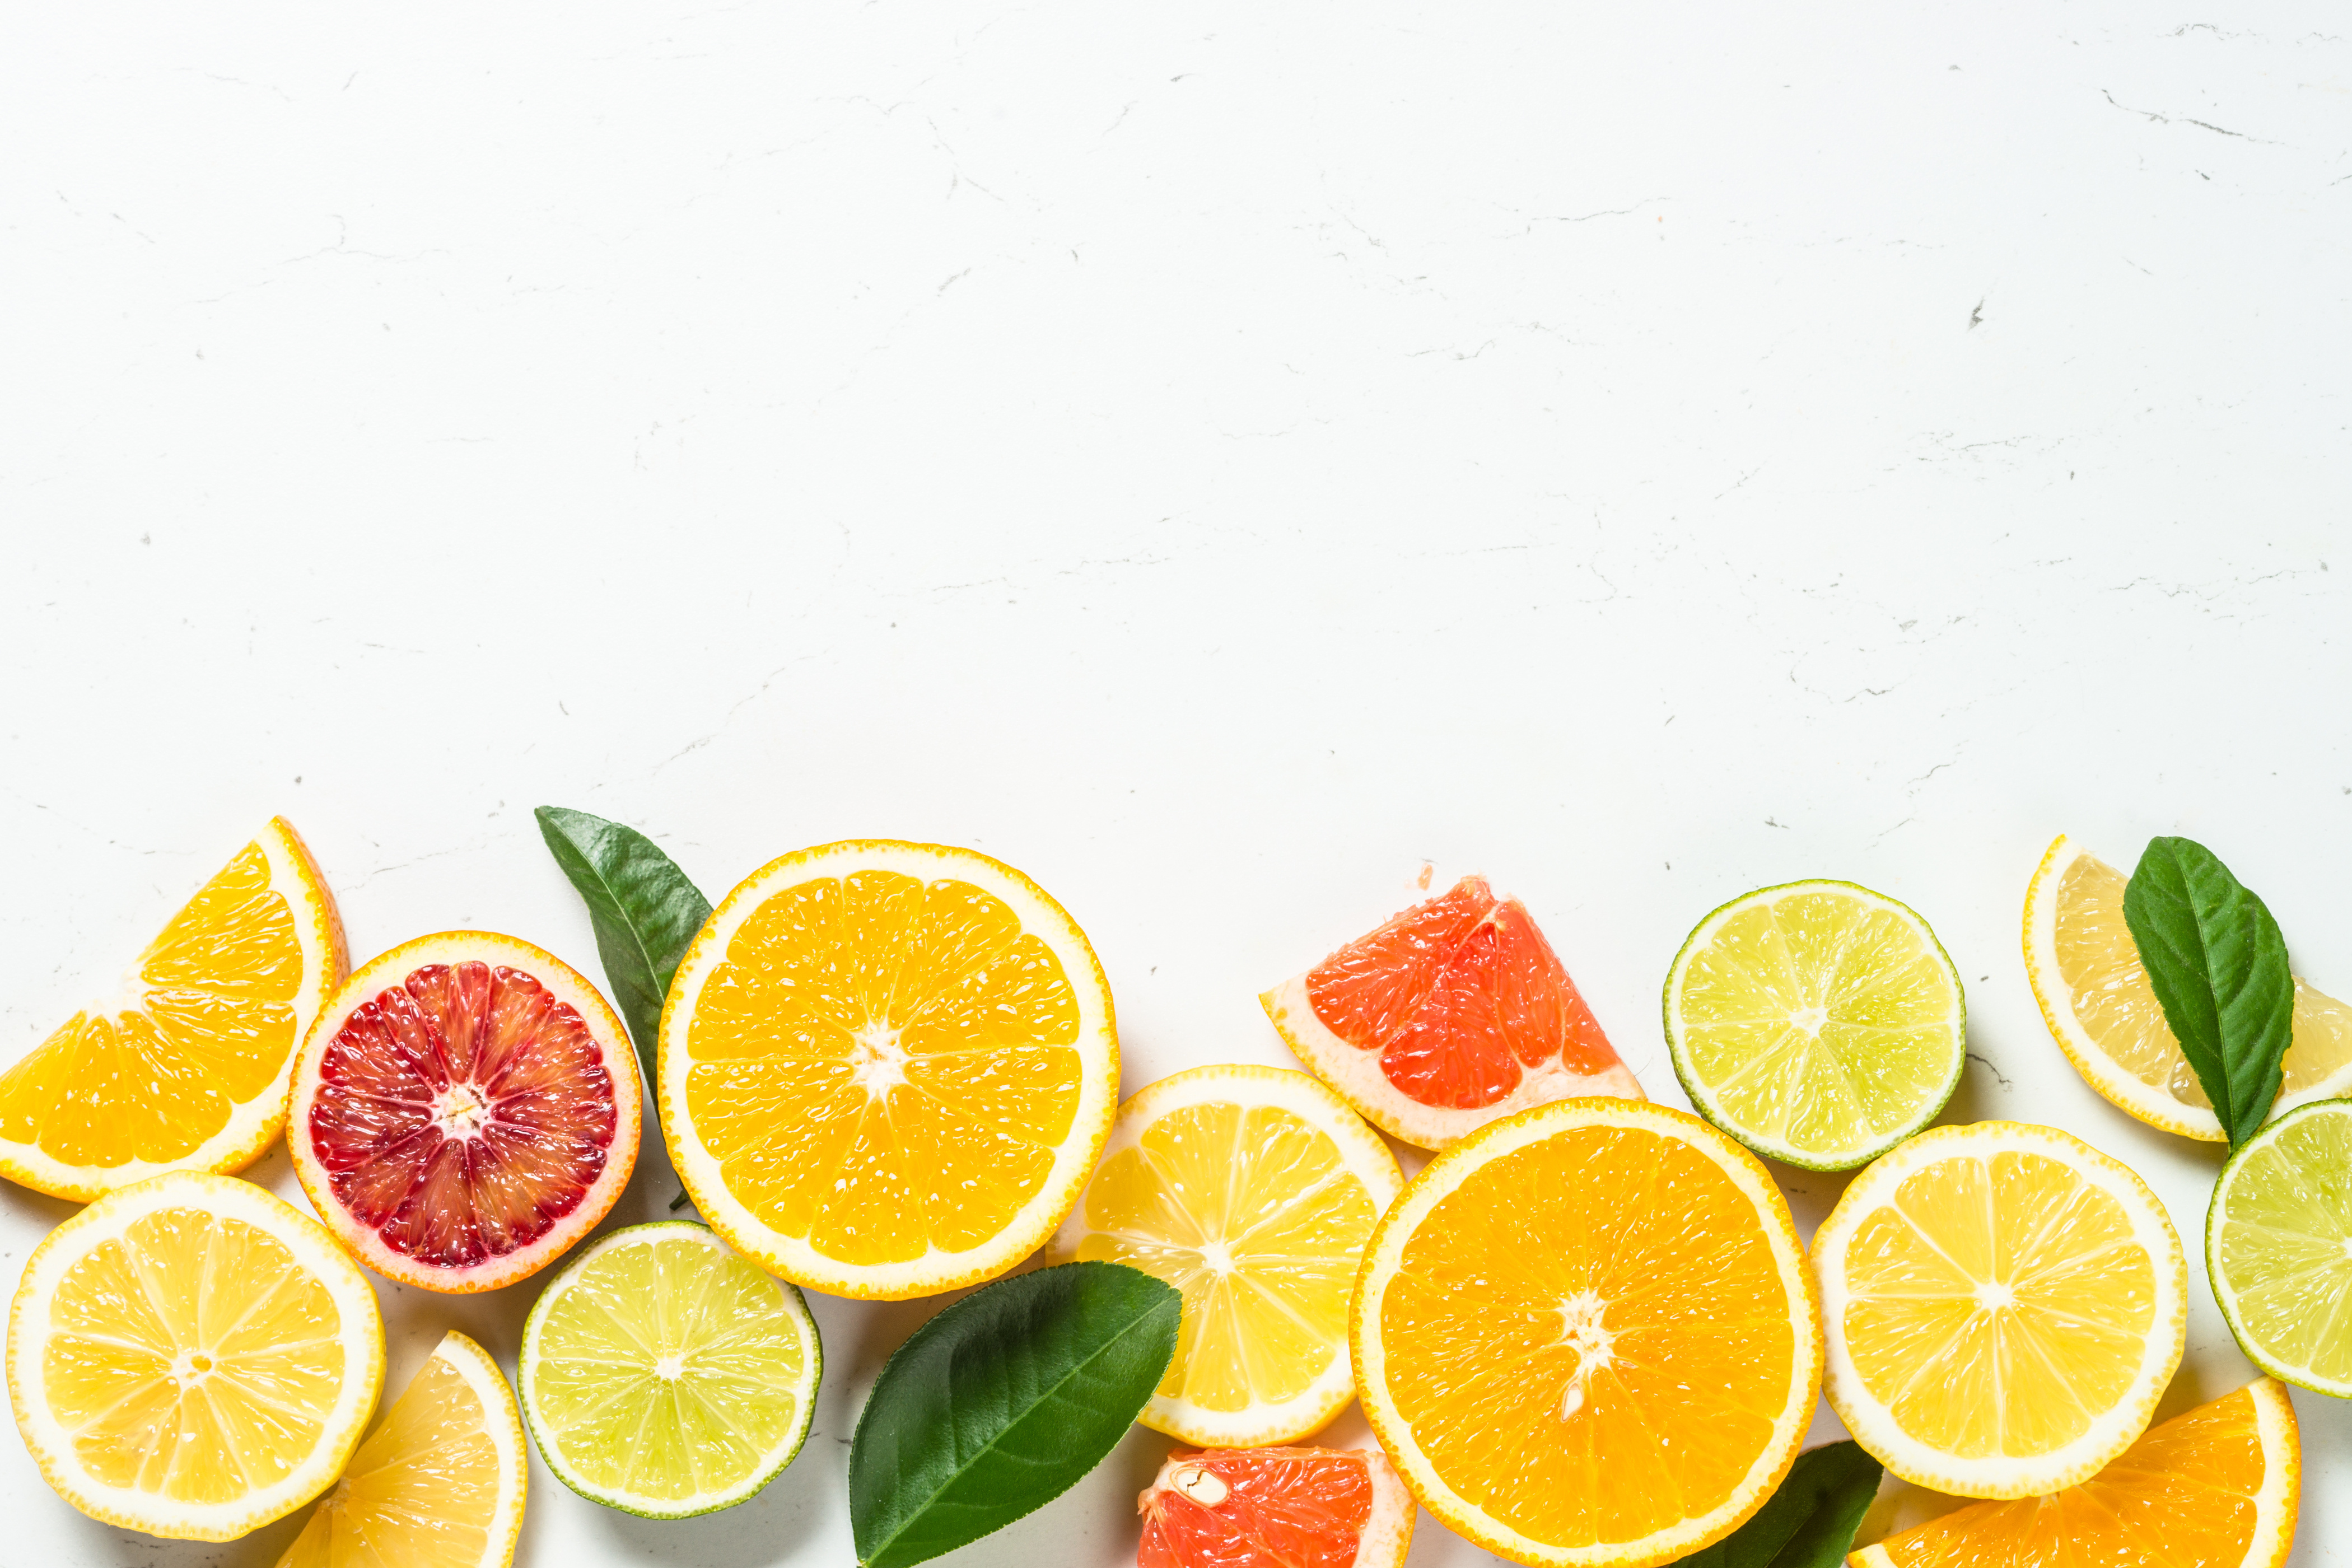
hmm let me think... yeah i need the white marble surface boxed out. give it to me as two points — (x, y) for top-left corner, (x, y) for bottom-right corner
(5, 3), (2350, 1564)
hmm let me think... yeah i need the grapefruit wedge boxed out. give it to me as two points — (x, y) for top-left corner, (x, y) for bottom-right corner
(288, 932), (641, 1292)
(1262, 875), (1640, 1149)
(1138, 1446), (1413, 1568)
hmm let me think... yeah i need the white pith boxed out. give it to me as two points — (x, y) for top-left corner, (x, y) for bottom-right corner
(1052, 1063), (1404, 1447)
(660, 839), (1119, 1300)
(1261, 973), (1644, 1152)
(1814, 1120), (2187, 1499)
(2209, 1100), (2352, 1398)
(1142, 1445), (1416, 1568)
(1352, 1099), (1820, 1566)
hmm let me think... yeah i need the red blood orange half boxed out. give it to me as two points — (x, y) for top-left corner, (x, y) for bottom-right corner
(287, 931), (641, 1293)
(1137, 1446), (1413, 1568)
(1261, 875), (1642, 1149)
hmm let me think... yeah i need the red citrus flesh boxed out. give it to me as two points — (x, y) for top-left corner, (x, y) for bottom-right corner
(307, 960), (619, 1271)
(1138, 1448), (1382, 1568)
(1305, 876), (1621, 1109)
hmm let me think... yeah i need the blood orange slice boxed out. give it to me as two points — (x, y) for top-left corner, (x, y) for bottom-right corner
(1137, 1446), (1413, 1568)
(287, 931), (642, 1293)
(1261, 875), (1641, 1149)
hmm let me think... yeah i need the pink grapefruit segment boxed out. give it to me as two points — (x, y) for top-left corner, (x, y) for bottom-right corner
(1137, 1446), (1413, 1568)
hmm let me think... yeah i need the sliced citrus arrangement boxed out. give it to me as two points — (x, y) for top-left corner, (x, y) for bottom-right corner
(1137, 1445), (1413, 1568)
(1664, 880), (1964, 1170)
(2208, 1098), (2352, 1397)
(520, 1221), (822, 1518)
(287, 931), (641, 1293)
(1851, 1377), (2300, 1568)
(0, 817), (345, 1201)
(1814, 1121), (2186, 1499)
(274, 1329), (525, 1568)
(1353, 1097), (1820, 1567)
(1261, 875), (1640, 1150)
(5, 1170), (384, 1541)
(660, 839), (1119, 1300)
(2023, 834), (2352, 1140)
(1056, 1065), (1402, 1446)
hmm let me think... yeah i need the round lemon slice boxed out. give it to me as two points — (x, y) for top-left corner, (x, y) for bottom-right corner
(6, 1170), (385, 1541)
(1814, 1121), (2186, 1499)
(660, 839), (1119, 1300)
(2208, 1098), (2352, 1398)
(1055, 1065), (1403, 1447)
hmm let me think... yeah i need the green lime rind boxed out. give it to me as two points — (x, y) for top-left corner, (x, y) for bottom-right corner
(1662, 878), (1967, 1173)
(519, 1220), (824, 1520)
(2207, 1096), (2352, 1398)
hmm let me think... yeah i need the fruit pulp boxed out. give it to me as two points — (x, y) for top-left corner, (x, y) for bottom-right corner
(1138, 1448), (1390, 1568)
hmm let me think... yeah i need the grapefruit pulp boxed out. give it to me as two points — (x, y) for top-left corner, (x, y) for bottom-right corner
(1137, 1446), (1413, 1568)
(288, 931), (641, 1292)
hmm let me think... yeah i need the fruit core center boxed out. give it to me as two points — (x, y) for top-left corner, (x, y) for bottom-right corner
(652, 1351), (687, 1381)
(1975, 1280), (2016, 1312)
(1789, 1004), (1831, 1037)
(1196, 1239), (1236, 1277)
(849, 1023), (908, 1097)
(1555, 1289), (1614, 1420)
(1169, 1463), (1230, 1508)
(434, 1082), (493, 1138)
(171, 1350), (216, 1385)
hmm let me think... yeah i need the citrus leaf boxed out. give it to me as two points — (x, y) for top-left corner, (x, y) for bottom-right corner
(534, 805), (712, 1084)
(2123, 837), (2295, 1147)
(1672, 1441), (1882, 1567)
(850, 1261), (1182, 1568)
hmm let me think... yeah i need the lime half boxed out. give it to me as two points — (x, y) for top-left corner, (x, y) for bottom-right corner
(519, 1221), (822, 1518)
(2209, 1097), (2352, 1397)
(1664, 880), (1965, 1170)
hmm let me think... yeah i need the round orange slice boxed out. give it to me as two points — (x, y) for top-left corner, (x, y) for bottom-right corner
(1352, 1097), (1821, 1567)
(1137, 1446), (1414, 1568)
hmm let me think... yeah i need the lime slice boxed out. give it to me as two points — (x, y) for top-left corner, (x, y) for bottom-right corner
(2208, 1098), (2352, 1397)
(1663, 880), (1965, 1170)
(519, 1221), (822, 1518)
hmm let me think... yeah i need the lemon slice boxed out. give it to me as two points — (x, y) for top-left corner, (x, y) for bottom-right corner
(1663, 880), (1964, 1170)
(1054, 1065), (1402, 1447)
(1813, 1121), (2186, 1499)
(0, 818), (346, 1200)
(5, 1171), (385, 1541)
(519, 1221), (822, 1518)
(660, 839), (1119, 1300)
(274, 1331), (525, 1568)
(2023, 834), (2352, 1140)
(2208, 1098), (2352, 1398)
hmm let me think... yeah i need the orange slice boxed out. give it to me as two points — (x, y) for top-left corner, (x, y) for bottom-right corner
(1352, 1098), (1821, 1566)
(1851, 1378), (2299, 1568)
(0, 818), (346, 1200)
(1137, 1446), (1414, 1568)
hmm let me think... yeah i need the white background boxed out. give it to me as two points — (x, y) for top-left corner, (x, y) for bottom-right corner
(4, 3), (2348, 1564)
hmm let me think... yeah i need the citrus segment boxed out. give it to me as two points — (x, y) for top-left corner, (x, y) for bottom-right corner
(1057, 1065), (1402, 1446)
(2208, 1098), (2352, 1397)
(1664, 880), (1964, 1170)
(1262, 876), (1640, 1150)
(273, 1330), (525, 1568)
(0, 818), (344, 1200)
(1137, 1446), (1413, 1568)
(1851, 1378), (2299, 1568)
(6, 1171), (385, 1541)
(1353, 1098), (1820, 1567)
(661, 840), (1118, 1299)
(288, 931), (641, 1293)
(1814, 1121), (2186, 1499)
(519, 1222), (822, 1518)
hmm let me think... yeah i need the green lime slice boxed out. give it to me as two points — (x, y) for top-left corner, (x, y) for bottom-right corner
(2209, 1097), (2352, 1397)
(519, 1221), (822, 1518)
(1663, 880), (1966, 1171)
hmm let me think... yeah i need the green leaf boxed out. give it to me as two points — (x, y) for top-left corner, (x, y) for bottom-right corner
(2123, 837), (2295, 1147)
(534, 806), (713, 1085)
(1672, 1441), (1883, 1567)
(850, 1261), (1182, 1568)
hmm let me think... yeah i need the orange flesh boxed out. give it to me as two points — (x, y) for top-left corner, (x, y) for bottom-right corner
(1305, 877), (1620, 1109)
(1137, 1447), (1372, 1568)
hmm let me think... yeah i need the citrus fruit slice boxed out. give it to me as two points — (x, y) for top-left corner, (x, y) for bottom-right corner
(1137, 1446), (1413, 1568)
(1664, 880), (1965, 1170)
(1353, 1098), (1821, 1567)
(2208, 1097), (2352, 1397)
(660, 839), (1119, 1300)
(1056, 1065), (1402, 1446)
(273, 1329), (526, 1568)
(519, 1221), (822, 1518)
(1813, 1121), (2187, 1500)
(287, 931), (642, 1293)
(0, 817), (345, 1201)
(2024, 834), (2352, 1140)
(5, 1170), (384, 1541)
(1851, 1378), (2300, 1568)
(1261, 875), (1641, 1150)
